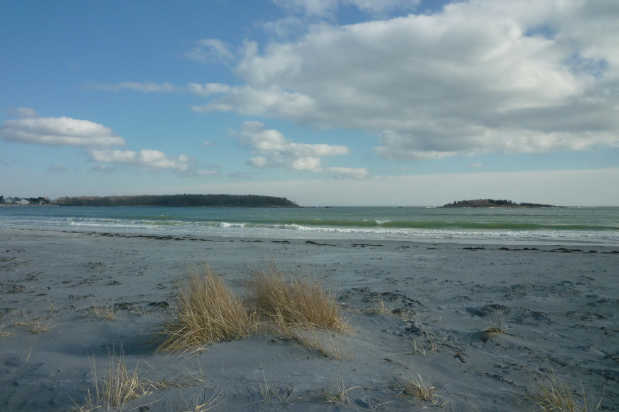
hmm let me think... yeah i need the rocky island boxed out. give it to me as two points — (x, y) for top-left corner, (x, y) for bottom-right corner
(442, 199), (556, 208)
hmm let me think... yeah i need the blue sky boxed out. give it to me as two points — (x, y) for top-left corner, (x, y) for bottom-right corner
(1, 0), (618, 206)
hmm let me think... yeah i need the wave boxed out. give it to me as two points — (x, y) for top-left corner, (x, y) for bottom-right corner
(2, 206), (617, 245)
(63, 217), (617, 232)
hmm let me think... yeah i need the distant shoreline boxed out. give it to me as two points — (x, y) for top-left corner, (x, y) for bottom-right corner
(442, 199), (557, 208)
(0, 204), (57, 207)
(1, 194), (300, 208)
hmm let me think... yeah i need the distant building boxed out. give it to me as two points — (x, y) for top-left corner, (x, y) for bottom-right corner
(0, 196), (51, 206)
(0, 197), (31, 205)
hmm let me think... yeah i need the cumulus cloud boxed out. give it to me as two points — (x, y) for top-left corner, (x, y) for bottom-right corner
(0, 117), (126, 147)
(0, 111), (214, 177)
(233, 121), (366, 177)
(186, 83), (230, 96)
(87, 149), (192, 171)
(87, 149), (216, 176)
(197, 1), (619, 160)
(262, 16), (306, 39)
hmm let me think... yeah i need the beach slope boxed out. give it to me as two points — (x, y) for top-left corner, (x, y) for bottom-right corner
(0, 229), (617, 411)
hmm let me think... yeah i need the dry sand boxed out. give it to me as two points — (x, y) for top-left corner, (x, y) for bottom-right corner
(0, 228), (617, 411)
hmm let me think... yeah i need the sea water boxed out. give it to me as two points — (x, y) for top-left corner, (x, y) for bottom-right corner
(0, 206), (618, 246)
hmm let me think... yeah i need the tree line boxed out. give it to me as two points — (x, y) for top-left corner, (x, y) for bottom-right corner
(443, 199), (555, 208)
(53, 194), (299, 207)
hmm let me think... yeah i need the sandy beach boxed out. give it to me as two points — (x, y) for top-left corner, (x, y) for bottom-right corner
(0, 228), (617, 411)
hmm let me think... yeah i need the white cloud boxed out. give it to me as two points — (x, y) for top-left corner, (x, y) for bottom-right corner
(234, 121), (365, 177)
(88, 149), (192, 171)
(0, 117), (126, 147)
(262, 16), (306, 39)
(0, 112), (215, 177)
(200, 1), (619, 160)
(186, 83), (230, 96)
(249, 156), (269, 167)
(202, 141), (217, 147)
(186, 39), (234, 63)
(193, 85), (316, 118)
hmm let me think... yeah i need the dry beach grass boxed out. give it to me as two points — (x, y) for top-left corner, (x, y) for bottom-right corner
(399, 374), (442, 405)
(246, 262), (349, 333)
(91, 305), (117, 321)
(157, 262), (350, 357)
(157, 265), (257, 353)
(529, 370), (602, 412)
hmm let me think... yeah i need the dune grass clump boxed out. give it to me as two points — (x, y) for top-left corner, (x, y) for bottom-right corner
(247, 263), (348, 333)
(158, 265), (257, 353)
(401, 375), (437, 403)
(482, 326), (506, 342)
(13, 316), (54, 334)
(75, 349), (153, 411)
(368, 300), (392, 316)
(325, 375), (365, 404)
(481, 315), (507, 342)
(530, 373), (602, 412)
(398, 374), (447, 407)
(96, 351), (152, 409)
(91, 305), (117, 321)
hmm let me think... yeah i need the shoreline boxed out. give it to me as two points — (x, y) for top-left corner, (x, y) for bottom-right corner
(3, 224), (617, 248)
(7, 226), (619, 250)
(0, 228), (617, 411)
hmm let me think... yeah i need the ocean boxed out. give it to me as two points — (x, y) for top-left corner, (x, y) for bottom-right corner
(1, 205), (618, 246)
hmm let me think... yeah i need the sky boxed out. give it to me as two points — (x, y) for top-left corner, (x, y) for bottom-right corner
(1, 0), (618, 206)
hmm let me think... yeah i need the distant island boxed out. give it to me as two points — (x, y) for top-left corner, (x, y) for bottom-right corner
(442, 199), (556, 208)
(1, 194), (299, 208)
